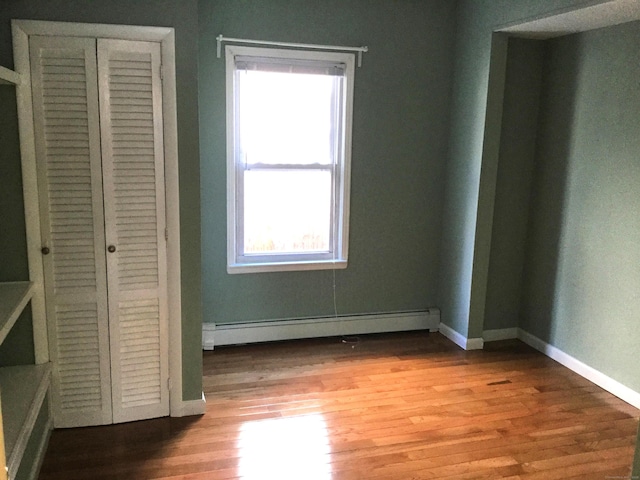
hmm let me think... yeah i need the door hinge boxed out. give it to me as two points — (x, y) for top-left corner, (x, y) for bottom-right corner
(165, 228), (169, 241)
(168, 377), (172, 392)
(160, 64), (164, 81)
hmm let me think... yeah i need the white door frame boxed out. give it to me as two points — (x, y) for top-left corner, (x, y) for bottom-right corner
(12, 19), (189, 418)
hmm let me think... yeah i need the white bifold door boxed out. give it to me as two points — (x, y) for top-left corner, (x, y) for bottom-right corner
(30, 35), (169, 427)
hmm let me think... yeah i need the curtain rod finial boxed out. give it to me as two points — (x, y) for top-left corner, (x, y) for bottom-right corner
(217, 34), (223, 58)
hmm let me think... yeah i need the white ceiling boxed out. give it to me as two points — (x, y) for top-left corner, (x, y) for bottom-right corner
(499, 0), (640, 39)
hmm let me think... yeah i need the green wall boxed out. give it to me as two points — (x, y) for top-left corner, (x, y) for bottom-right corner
(439, 0), (611, 338)
(0, 81), (35, 366)
(0, 87), (28, 282)
(520, 20), (640, 393)
(1, 0), (636, 427)
(199, 0), (456, 324)
(0, 0), (202, 401)
(483, 38), (544, 331)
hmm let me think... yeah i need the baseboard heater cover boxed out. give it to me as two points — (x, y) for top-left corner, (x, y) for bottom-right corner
(203, 309), (440, 349)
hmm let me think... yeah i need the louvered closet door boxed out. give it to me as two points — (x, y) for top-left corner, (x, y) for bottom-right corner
(97, 39), (169, 423)
(30, 36), (113, 428)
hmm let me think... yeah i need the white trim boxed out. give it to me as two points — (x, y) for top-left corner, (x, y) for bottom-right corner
(0, 66), (22, 85)
(216, 34), (368, 66)
(204, 310), (440, 348)
(228, 259), (348, 274)
(174, 393), (206, 417)
(12, 22), (48, 364)
(466, 337), (485, 350)
(483, 327), (518, 342)
(25, 417), (52, 480)
(437, 322), (465, 348)
(0, 282), (34, 347)
(225, 45), (354, 274)
(158, 28), (185, 421)
(438, 323), (484, 350)
(12, 19), (183, 421)
(12, 19), (172, 41)
(517, 329), (640, 409)
(202, 323), (216, 350)
(2, 363), (51, 479)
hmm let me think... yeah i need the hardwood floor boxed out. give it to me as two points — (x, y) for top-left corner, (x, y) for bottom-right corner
(39, 331), (639, 479)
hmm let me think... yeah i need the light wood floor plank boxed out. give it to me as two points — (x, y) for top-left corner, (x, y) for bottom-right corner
(39, 331), (639, 479)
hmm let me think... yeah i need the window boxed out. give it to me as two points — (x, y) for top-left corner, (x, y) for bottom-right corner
(226, 45), (355, 273)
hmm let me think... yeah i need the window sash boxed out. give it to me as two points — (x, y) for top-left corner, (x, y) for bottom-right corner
(236, 165), (338, 260)
(226, 45), (354, 273)
(235, 55), (346, 76)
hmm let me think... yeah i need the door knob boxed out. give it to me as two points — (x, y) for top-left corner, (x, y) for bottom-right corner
(41, 246), (50, 255)
(107, 245), (116, 253)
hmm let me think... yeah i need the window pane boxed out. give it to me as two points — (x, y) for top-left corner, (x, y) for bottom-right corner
(227, 46), (354, 272)
(244, 170), (332, 255)
(238, 70), (337, 166)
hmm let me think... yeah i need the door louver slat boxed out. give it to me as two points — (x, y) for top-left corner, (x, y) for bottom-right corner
(119, 298), (161, 408)
(55, 304), (102, 411)
(31, 36), (113, 427)
(32, 35), (170, 428)
(99, 40), (169, 423)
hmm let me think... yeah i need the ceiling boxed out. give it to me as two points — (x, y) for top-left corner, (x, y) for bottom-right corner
(499, 0), (640, 39)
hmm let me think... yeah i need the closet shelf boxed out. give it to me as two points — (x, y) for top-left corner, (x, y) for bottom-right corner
(0, 363), (51, 479)
(0, 282), (34, 347)
(0, 66), (21, 86)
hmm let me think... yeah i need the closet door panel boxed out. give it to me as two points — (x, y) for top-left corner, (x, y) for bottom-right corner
(97, 39), (169, 423)
(30, 36), (112, 428)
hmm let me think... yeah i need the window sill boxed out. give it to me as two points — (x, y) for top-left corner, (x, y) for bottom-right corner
(227, 259), (347, 274)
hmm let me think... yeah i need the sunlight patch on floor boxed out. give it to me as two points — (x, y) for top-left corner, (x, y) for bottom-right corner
(237, 413), (332, 479)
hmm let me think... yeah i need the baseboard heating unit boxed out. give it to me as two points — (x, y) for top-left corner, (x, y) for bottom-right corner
(203, 309), (441, 349)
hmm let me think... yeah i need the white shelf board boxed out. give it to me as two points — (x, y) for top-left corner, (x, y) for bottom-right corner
(0, 363), (51, 479)
(0, 66), (21, 86)
(0, 282), (34, 347)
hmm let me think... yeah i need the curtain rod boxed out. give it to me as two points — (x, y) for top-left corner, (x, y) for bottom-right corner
(216, 34), (368, 67)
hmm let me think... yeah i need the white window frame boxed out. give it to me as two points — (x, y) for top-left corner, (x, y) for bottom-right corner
(225, 45), (354, 274)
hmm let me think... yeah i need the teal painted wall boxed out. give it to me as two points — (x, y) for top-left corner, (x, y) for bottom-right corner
(0, 81), (35, 366)
(520, 21), (640, 392)
(199, 0), (456, 324)
(0, 87), (28, 282)
(0, 0), (202, 401)
(483, 38), (544, 331)
(0, 307), (34, 366)
(439, 0), (610, 338)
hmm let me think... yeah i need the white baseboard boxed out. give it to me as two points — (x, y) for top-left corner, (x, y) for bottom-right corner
(203, 309), (441, 349)
(202, 322), (215, 350)
(172, 392), (206, 417)
(517, 329), (640, 410)
(438, 323), (484, 350)
(466, 337), (485, 350)
(483, 327), (518, 342)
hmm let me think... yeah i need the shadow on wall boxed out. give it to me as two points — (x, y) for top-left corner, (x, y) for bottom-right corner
(483, 37), (543, 332)
(518, 36), (583, 341)
(0, 87), (28, 282)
